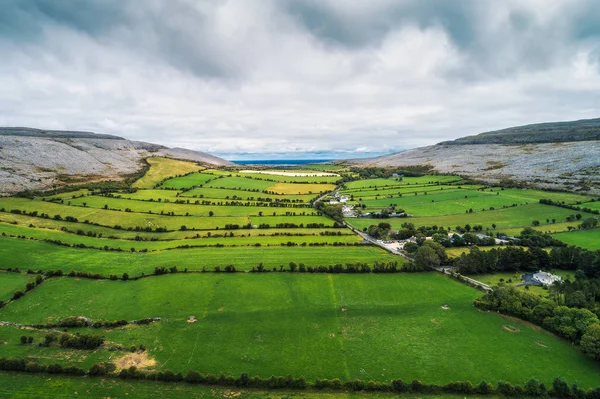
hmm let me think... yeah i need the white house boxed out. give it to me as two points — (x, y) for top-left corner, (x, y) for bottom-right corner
(532, 270), (562, 286)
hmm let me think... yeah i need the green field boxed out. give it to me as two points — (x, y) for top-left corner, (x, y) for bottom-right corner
(553, 228), (600, 251)
(343, 176), (461, 190)
(0, 212), (349, 241)
(0, 271), (32, 302)
(0, 237), (395, 276)
(180, 187), (314, 201)
(66, 195), (316, 217)
(2, 157), (599, 398)
(1, 273), (598, 387)
(0, 222), (361, 251)
(133, 158), (203, 189)
(237, 171), (340, 184)
(0, 372), (493, 399)
(160, 172), (220, 189)
(347, 204), (587, 231)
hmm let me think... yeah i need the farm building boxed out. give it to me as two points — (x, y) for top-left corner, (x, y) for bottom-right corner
(532, 270), (562, 286)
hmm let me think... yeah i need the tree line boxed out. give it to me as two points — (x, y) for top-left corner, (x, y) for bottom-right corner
(0, 356), (598, 398)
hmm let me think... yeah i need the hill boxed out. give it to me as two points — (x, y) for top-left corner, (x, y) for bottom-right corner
(347, 118), (600, 194)
(440, 117), (600, 145)
(0, 127), (233, 195)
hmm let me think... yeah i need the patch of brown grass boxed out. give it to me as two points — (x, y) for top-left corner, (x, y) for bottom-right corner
(114, 352), (156, 370)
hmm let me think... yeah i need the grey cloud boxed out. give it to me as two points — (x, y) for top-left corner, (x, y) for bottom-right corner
(0, 0), (599, 158)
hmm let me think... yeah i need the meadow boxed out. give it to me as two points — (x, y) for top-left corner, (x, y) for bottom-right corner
(552, 228), (600, 251)
(1, 158), (599, 398)
(343, 176), (461, 190)
(0, 271), (32, 302)
(347, 203), (588, 232)
(133, 157), (203, 188)
(159, 172), (220, 189)
(0, 222), (362, 251)
(1, 273), (598, 387)
(0, 237), (394, 276)
(0, 372), (490, 399)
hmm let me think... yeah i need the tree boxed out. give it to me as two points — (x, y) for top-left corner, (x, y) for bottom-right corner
(208, 211), (214, 217)
(422, 241), (447, 263)
(414, 246), (441, 269)
(581, 323), (600, 360)
(20, 336), (27, 344)
(532, 220), (540, 226)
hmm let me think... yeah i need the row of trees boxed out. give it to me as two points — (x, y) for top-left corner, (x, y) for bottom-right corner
(454, 244), (600, 278)
(2, 356), (598, 398)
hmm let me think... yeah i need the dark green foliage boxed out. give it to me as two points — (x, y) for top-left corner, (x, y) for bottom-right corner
(58, 333), (104, 350)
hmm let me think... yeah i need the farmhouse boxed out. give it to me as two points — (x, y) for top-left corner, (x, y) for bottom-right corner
(532, 270), (563, 286)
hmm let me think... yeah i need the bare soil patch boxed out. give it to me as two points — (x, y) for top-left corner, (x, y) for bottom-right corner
(115, 352), (156, 370)
(503, 325), (520, 333)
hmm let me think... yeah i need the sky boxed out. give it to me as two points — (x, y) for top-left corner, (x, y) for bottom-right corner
(1, 0), (600, 160)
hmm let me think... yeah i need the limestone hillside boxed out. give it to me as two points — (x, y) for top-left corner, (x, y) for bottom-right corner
(0, 127), (233, 195)
(347, 118), (600, 195)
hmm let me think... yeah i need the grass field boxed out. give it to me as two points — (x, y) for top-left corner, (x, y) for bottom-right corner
(0, 372), (496, 399)
(343, 176), (461, 190)
(160, 172), (219, 189)
(205, 177), (277, 191)
(237, 171), (340, 183)
(0, 222), (362, 251)
(269, 183), (336, 195)
(347, 204), (586, 231)
(133, 158), (203, 189)
(1, 273), (598, 387)
(0, 237), (395, 276)
(66, 195), (316, 217)
(180, 187), (314, 201)
(0, 271), (32, 302)
(3, 161), (599, 398)
(552, 228), (600, 251)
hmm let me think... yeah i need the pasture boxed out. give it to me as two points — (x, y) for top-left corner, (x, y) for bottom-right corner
(0, 271), (32, 302)
(133, 157), (203, 188)
(343, 176), (461, 190)
(269, 182), (335, 195)
(159, 172), (219, 189)
(0, 237), (395, 276)
(1, 273), (598, 387)
(0, 372), (473, 399)
(2, 156), (599, 399)
(347, 204), (587, 231)
(0, 222), (362, 251)
(553, 228), (600, 251)
(66, 195), (316, 217)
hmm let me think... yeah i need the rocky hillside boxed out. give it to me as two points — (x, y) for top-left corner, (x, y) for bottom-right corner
(348, 119), (600, 195)
(0, 127), (233, 195)
(440, 117), (600, 145)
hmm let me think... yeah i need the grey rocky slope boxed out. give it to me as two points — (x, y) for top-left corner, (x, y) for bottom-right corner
(0, 127), (233, 195)
(348, 119), (600, 195)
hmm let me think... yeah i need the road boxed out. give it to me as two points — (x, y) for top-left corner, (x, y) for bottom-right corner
(344, 222), (413, 261)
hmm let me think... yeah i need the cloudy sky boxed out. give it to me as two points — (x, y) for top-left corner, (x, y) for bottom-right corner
(2, 0), (600, 159)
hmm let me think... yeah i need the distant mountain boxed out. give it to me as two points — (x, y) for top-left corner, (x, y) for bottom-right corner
(0, 127), (233, 195)
(347, 118), (600, 194)
(440, 117), (600, 145)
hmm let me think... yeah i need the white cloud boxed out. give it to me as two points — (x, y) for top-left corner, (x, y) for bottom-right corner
(0, 0), (599, 159)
